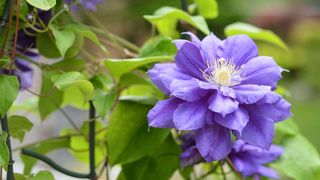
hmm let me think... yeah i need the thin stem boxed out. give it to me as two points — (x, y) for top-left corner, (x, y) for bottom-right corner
(220, 163), (226, 180)
(89, 101), (97, 180)
(8, 0), (19, 74)
(58, 108), (80, 132)
(180, 0), (188, 12)
(1, 115), (14, 180)
(21, 149), (90, 179)
(226, 157), (243, 180)
(198, 161), (221, 180)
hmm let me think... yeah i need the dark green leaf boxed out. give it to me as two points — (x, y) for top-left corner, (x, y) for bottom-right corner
(121, 135), (180, 180)
(144, 7), (210, 37)
(194, 0), (218, 19)
(108, 101), (170, 165)
(38, 73), (63, 120)
(25, 0), (56, 10)
(273, 135), (320, 180)
(8, 115), (33, 142)
(21, 137), (69, 174)
(36, 32), (61, 58)
(224, 22), (288, 50)
(0, 132), (9, 170)
(0, 75), (19, 116)
(139, 36), (177, 57)
(104, 56), (172, 80)
(50, 58), (85, 72)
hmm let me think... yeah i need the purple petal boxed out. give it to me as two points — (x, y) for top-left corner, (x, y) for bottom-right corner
(257, 166), (280, 179)
(208, 91), (238, 117)
(230, 156), (257, 177)
(233, 85), (271, 104)
(222, 35), (258, 66)
(173, 99), (207, 130)
(195, 124), (232, 161)
(201, 33), (222, 60)
(148, 63), (192, 95)
(170, 78), (208, 101)
(148, 97), (182, 128)
(241, 56), (283, 89)
(214, 106), (249, 133)
(245, 144), (284, 164)
(248, 98), (291, 122)
(257, 91), (282, 105)
(182, 32), (202, 45)
(180, 146), (203, 168)
(241, 111), (274, 149)
(175, 42), (207, 79)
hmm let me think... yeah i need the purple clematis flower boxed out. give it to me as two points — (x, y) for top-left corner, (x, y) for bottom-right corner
(229, 140), (283, 179)
(147, 32), (291, 161)
(179, 133), (203, 168)
(65, 0), (104, 11)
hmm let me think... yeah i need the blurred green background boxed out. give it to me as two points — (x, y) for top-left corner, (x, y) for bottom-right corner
(90, 0), (320, 150)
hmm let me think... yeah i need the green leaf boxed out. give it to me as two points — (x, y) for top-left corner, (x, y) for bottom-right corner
(104, 56), (172, 80)
(38, 73), (63, 120)
(108, 101), (170, 165)
(273, 135), (320, 180)
(139, 36), (177, 57)
(65, 24), (100, 45)
(93, 89), (116, 119)
(224, 22), (288, 50)
(275, 118), (299, 136)
(8, 115), (33, 142)
(194, 0), (218, 19)
(31, 171), (54, 180)
(25, 0), (56, 10)
(50, 24), (76, 57)
(119, 73), (151, 89)
(0, 132), (9, 170)
(144, 7), (210, 37)
(51, 72), (94, 102)
(21, 137), (69, 174)
(50, 58), (85, 72)
(14, 173), (27, 180)
(36, 32), (61, 58)
(0, 75), (19, 116)
(121, 135), (180, 180)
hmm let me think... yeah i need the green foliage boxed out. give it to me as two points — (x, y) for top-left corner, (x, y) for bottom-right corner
(144, 7), (210, 37)
(65, 24), (100, 46)
(25, 0), (56, 10)
(8, 115), (33, 142)
(0, 75), (19, 116)
(225, 22), (288, 51)
(31, 171), (55, 180)
(108, 101), (170, 165)
(50, 24), (76, 57)
(93, 89), (116, 119)
(194, 0), (218, 19)
(120, 135), (180, 180)
(104, 56), (173, 80)
(36, 32), (61, 58)
(38, 73), (63, 120)
(273, 135), (320, 180)
(0, 132), (9, 171)
(21, 137), (70, 174)
(138, 36), (177, 57)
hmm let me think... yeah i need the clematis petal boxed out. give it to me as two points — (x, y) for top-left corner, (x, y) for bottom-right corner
(180, 146), (203, 168)
(201, 33), (222, 60)
(241, 56), (283, 89)
(244, 144), (284, 164)
(222, 35), (258, 66)
(214, 106), (249, 133)
(257, 91), (282, 105)
(248, 98), (291, 122)
(148, 63), (192, 95)
(241, 111), (274, 149)
(233, 85), (271, 104)
(257, 165), (280, 179)
(173, 99), (207, 130)
(175, 42), (207, 79)
(148, 97), (183, 128)
(195, 124), (232, 161)
(170, 78), (208, 102)
(208, 91), (238, 117)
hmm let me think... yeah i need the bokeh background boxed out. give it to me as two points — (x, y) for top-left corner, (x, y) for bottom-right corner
(13, 0), (320, 179)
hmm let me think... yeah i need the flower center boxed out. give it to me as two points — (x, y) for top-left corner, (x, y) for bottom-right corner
(202, 58), (242, 87)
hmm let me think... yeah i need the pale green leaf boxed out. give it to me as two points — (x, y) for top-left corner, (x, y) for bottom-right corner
(138, 36), (177, 57)
(93, 89), (116, 120)
(25, 0), (55, 10)
(0, 75), (19, 116)
(194, 0), (218, 19)
(104, 56), (172, 80)
(144, 7), (210, 37)
(50, 24), (76, 57)
(225, 22), (288, 50)
(8, 115), (33, 142)
(31, 171), (54, 180)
